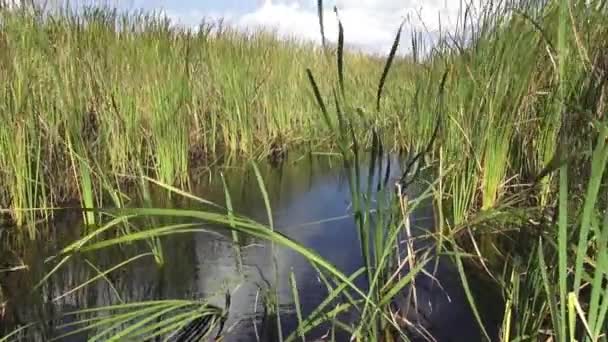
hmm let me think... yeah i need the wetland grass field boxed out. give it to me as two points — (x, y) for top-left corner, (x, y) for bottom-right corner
(1, 0), (608, 341)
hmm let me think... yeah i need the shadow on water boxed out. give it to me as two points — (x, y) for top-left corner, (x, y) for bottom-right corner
(0, 153), (503, 341)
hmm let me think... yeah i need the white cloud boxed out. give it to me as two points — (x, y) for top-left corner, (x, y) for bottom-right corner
(158, 0), (487, 55)
(236, 2), (395, 53)
(233, 0), (483, 54)
(28, 0), (485, 55)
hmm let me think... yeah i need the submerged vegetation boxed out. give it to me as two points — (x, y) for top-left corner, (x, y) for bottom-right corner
(1, 0), (608, 341)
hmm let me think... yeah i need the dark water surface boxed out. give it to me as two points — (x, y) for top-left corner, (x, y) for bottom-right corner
(0, 154), (502, 341)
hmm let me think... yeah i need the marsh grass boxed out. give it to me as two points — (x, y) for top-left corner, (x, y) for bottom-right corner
(490, 122), (608, 341)
(2, 0), (605, 237)
(48, 298), (228, 342)
(0, 3), (414, 229)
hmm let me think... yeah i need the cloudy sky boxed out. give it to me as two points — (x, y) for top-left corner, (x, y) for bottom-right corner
(56, 0), (485, 54)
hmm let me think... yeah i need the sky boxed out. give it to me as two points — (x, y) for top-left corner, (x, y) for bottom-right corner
(42, 0), (488, 54)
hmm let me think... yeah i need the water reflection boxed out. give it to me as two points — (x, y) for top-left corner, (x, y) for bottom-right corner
(0, 153), (501, 341)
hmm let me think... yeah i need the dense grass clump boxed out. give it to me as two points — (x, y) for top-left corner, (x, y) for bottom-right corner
(1, 1), (607, 235)
(0, 5), (415, 231)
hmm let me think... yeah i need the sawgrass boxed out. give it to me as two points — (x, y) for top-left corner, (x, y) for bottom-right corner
(0, 3), (414, 233)
(2, 0), (605, 240)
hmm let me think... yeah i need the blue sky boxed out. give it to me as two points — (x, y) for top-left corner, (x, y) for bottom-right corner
(58, 1), (485, 54)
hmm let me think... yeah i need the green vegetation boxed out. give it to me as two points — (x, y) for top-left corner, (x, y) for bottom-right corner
(2, 0), (608, 341)
(0, 4), (414, 233)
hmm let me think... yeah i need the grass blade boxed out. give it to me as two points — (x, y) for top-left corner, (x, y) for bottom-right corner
(376, 21), (403, 112)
